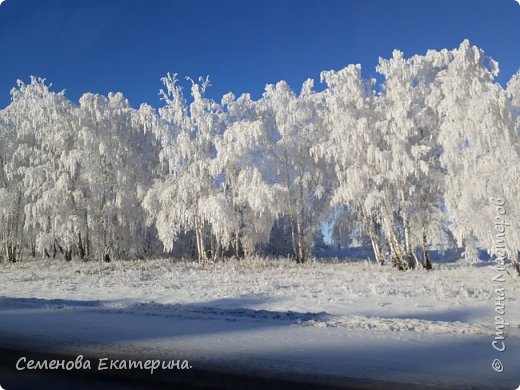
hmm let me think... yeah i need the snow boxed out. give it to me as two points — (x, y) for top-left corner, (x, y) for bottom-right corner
(3, 42), (520, 271)
(1, 256), (519, 388)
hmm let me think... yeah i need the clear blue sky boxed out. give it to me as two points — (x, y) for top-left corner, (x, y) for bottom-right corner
(0, 0), (519, 109)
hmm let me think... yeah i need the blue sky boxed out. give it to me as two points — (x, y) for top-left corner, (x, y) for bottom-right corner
(0, 0), (519, 109)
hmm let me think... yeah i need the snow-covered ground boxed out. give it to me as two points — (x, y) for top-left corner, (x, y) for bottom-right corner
(1, 256), (519, 388)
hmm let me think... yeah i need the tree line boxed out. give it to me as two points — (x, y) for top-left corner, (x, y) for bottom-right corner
(1, 40), (519, 273)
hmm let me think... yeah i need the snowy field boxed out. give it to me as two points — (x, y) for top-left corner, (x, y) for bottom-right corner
(1, 256), (519, 388)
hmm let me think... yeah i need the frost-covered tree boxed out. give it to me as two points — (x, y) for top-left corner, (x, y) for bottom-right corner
(314, 43), (519, 273)
(77, 92), (160, 260)
(0, 78), (160, 262)
(433, 40), (520, 273)
(0, 77), (76, 261)
(213, 92), (283, 257)
(507, 70), (520, 128)
(1, 40), (519, 272)
(313, 64), (389, 265)
(144, 74), (229, 263)
(506, 72), (520, 274)
(257, 79), (331, 263)
(375, 49), (452, 269)
(0, 106), (25, 262)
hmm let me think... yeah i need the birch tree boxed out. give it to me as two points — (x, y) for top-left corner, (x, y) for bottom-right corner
(314, 64), (389, 265)
(257, 79), (330, 263)
(1, 77), (76, 261)
(433, 40), (520, 273)
(144, 74), (228, 263)
(77, 92), (160, 260)
(213, 92), (283, 257)
(376, 49), (452, 269)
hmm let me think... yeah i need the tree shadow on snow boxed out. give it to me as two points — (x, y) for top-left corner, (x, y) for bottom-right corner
(0, 296), (518, 389)
(0, 295), (330, 346)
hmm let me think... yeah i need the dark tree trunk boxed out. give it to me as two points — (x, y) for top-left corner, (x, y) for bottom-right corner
(422, 231), (432, 270)
(7, 243), (16, 263)
(54, 239), (64, 254)
(387, 229), (404, 270)
(103, 246), (111, 263)
(368, 215), (384, 265)
(513, 262), (520, 276)
(78, 233), (85, 260)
